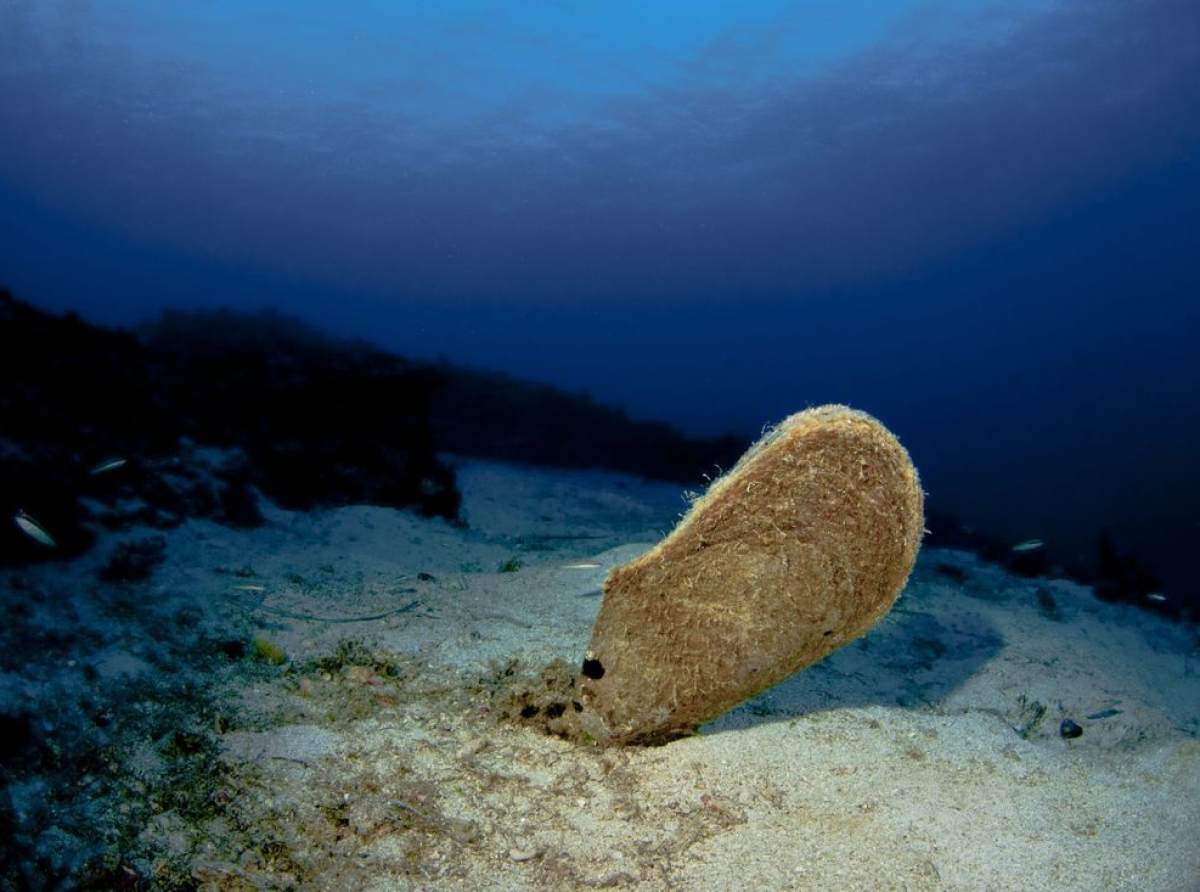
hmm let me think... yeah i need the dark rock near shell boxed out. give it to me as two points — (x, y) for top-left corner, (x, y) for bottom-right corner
(1059, 718), (1083, 739)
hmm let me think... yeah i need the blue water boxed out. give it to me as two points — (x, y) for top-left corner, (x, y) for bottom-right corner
(1, 0), (1198, 606)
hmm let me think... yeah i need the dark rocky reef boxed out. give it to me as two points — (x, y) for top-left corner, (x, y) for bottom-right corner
(428, 366), (745, 484)
(0, 290), (743, 568)
(0, 294), (450, 565)
(138, 307), (459, 519)
(924, 508), (1189, 619)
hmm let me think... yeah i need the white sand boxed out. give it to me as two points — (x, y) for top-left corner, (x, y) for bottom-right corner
(5, 456), (1199, 890)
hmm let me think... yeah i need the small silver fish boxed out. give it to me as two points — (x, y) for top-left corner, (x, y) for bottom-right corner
(1011, 539), (1044, 552)
(1145, 592), (1167, 602)
(14, 510), (57, 547)
(560, 562), (602, 570)
(231, 584), (266, 592)
(88, 457), (128, 476)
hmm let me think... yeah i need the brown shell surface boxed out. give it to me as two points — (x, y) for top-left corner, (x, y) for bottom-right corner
(569, 405), (924, 745)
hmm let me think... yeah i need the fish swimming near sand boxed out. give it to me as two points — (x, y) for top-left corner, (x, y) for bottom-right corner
(88, 457), (128, 476)
(14, 510), (57, 547)
(1011, 538), (1044, 552)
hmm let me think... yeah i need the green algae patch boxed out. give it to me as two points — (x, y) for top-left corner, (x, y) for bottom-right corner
(252, 634), (287, 665)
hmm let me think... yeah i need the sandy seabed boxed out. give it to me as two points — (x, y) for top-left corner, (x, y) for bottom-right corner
(2, 457), (1198, 891)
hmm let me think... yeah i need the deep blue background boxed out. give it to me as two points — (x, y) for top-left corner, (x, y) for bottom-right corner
(2, 0), (1198, 602)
